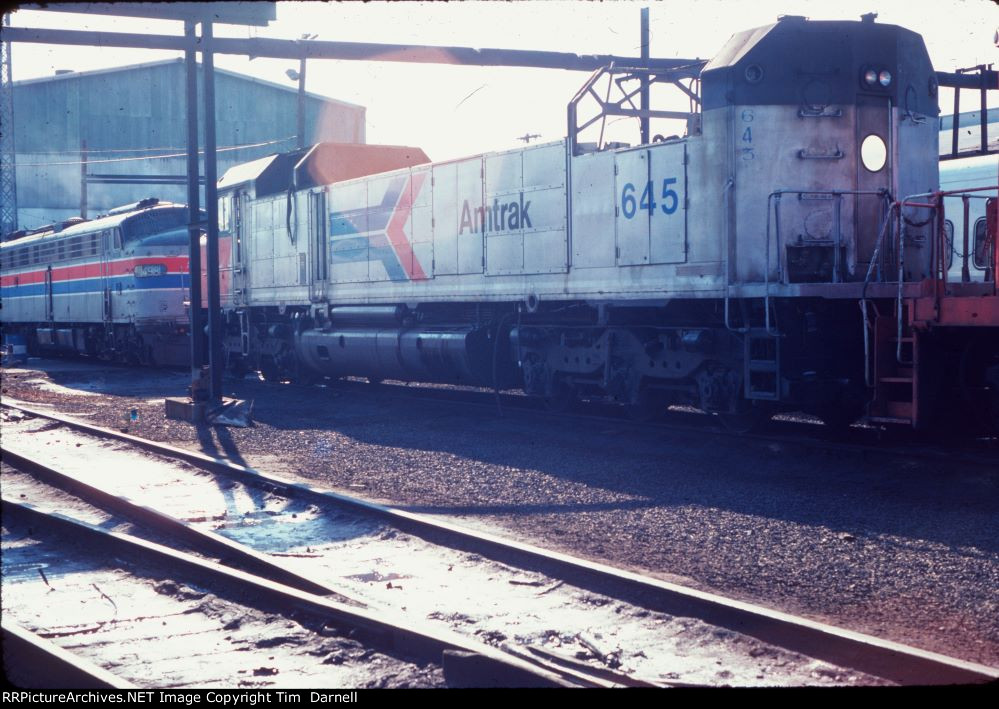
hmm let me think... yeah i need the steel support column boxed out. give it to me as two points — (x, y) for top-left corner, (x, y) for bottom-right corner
(185, 20), (204, 375)
(297, 56), (307, 150)
(640, 7), (650, 146)
(202, 22), (223, 404)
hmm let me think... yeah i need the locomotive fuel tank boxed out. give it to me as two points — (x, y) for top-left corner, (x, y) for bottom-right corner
(296, 325), (505, 386)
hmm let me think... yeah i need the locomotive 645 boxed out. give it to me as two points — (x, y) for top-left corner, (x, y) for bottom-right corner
(4, 16), (995, 429)
(217, 17), (999, 429)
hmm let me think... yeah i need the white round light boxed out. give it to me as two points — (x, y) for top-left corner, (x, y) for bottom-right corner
(861, 134), (887, 172)
(864, 69), (878, 85)
(878, 70), (892, 87)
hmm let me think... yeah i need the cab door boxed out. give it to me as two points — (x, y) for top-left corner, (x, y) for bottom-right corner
(309, 189), (329, 302)
(230, 191), (248, 307)
(855, 95), (892, 277)
(100, 229), (112, 323)
(44, 264), (54, 321)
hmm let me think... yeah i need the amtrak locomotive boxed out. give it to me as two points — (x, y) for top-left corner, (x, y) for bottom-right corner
(213, 16), (998, 429)
(3, 16), (995, 429)
(0, 200), (198, 366)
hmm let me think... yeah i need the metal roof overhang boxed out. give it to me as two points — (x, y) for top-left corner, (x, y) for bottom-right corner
(24, 2), (276, 27)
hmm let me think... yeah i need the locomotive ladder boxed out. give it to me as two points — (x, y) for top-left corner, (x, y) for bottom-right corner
(867, 302), (920, 427)
(744, 329), (781, 401)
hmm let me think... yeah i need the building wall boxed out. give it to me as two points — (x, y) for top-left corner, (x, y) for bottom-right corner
(11, 59), (365, 230)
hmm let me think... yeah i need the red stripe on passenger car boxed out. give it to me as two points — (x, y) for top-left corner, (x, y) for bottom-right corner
(1, 257), (189, 287)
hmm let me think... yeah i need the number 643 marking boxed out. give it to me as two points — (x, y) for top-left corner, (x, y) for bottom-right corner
(621, 178), (679, 219)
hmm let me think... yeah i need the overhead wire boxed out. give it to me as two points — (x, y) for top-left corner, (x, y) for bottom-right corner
(18, 136), (296, 166)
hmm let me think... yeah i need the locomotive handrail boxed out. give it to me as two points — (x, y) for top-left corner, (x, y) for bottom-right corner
(721, 179), (746, 334)
(766, 188), (889, 286)
(860, 203), (900, 387)
(567, 64), (700, 156)
(899, 185), (999, 301)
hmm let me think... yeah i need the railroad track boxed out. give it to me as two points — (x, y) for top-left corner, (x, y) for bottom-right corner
(3, 400), (996, 687)
(2, 622), (135, 689)
(320, 377), (999, 471)
(8, 357), (998, 468)
(1, 461), (610, 689)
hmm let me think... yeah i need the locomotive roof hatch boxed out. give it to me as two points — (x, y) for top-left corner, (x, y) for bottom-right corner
(700, 16), (937, 117)
(217, 148), (311, 199)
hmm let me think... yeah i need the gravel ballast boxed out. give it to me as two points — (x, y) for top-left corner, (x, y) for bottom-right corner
(2, 359), (997, 669)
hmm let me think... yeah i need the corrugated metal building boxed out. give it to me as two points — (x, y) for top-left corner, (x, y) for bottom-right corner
(12, 58), (366, 229)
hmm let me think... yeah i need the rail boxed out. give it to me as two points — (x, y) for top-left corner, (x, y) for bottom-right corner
(860, 185), (997, 382)
(898, 184), (998, 305)
(4, 400), (998, 684)
(938, 65), (998, 161)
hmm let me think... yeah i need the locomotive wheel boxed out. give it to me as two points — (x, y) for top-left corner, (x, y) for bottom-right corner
(715, 404), (771, 434)
(818, 386), (865, 437)
(543, 378), (576, 413)
(960, 335), (999, 434)
(626, 388), (667, 422)
(819, 408), (858, 437)
(227, 357), (250, 379)
(259, 357), (282, 382)
(287, 360), (318, 386)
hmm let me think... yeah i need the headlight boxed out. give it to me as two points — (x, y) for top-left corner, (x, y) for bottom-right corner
(863, 69), (878, 85)
(878, 70), (892, 87)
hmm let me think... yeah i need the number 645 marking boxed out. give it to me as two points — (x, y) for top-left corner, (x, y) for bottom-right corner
(621, 178), (679, 219)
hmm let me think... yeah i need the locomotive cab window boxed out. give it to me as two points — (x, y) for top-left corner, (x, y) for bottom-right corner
(943, 220), (954, 271)
(973, 217), (991, 270)
(218, 197), (231, 234)
(860, 134), (887, 172)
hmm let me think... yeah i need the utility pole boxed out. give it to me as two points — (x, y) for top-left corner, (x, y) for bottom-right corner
(79, 139), (87, 218)
(640, 7), (650, 145)
(297, 55), (306, 149)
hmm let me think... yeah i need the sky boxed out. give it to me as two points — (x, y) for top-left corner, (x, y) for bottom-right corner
(5, 0), (998, 162)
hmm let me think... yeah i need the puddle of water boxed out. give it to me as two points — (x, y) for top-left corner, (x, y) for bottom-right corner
(22, 379), (99, 397)
(345, 571), (410, 583)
